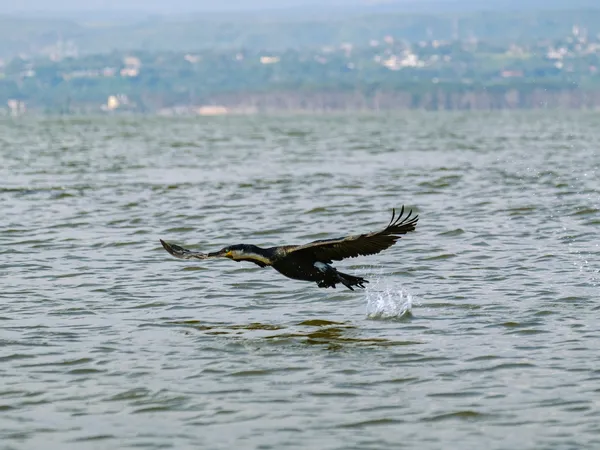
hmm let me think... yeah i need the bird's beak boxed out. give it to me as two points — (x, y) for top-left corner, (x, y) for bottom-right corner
(207, 250), (233, 258)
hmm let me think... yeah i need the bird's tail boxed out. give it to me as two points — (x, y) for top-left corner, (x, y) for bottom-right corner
(337, 271), (368, 291)
(160, 239), (208, 260)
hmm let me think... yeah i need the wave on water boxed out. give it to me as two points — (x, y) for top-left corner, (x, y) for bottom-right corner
(363, 274), (416, 320)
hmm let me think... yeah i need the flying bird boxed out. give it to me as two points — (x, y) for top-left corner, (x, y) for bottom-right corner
(160, 206), (418, 291)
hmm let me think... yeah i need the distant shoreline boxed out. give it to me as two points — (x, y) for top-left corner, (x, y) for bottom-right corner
(4, 88), (600, 117)
(2, 8), (600, 116)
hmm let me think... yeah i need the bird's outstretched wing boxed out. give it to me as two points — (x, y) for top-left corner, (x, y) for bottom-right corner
(286, 206), (418, 263)
(160, 239), (208, 260)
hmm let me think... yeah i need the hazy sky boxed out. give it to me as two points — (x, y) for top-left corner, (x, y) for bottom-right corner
(0, 0), (375, 13)
(1, 0), (591, 15)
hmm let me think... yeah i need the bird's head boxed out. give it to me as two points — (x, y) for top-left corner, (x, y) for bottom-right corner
(208, 244), (248, 260)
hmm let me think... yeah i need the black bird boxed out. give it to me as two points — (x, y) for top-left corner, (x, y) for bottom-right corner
(160, 206), (418, 291)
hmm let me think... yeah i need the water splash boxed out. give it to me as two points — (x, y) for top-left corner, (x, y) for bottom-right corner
(364, 275), (415, 320)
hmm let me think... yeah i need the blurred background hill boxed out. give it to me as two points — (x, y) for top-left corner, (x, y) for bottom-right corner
(1, 0), (599, 113)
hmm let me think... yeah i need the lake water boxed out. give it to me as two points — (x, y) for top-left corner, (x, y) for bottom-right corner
(1, 111), (599, 449)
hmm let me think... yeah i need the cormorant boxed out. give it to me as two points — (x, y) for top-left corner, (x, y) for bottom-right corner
(160, 206), (418, 291)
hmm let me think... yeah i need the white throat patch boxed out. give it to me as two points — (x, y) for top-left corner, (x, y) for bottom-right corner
(235, 251), (272, 266)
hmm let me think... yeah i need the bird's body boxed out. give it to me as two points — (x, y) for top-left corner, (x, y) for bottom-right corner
(160, 206), (418, 290)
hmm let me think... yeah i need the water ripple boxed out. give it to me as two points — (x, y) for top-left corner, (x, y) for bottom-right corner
(1, 112), (599, 449)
